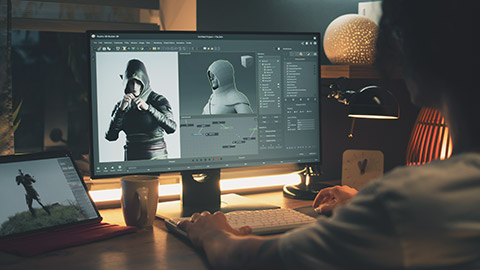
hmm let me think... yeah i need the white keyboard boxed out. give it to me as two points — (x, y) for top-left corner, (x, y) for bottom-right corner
(225, 208), (316, 234)
(166, 208), (316, 236)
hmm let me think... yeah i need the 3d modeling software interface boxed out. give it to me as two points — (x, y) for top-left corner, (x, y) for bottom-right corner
(89, 32), (320, 177)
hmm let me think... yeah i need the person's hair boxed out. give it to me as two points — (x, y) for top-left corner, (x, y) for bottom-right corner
(376, 0), (472, 91)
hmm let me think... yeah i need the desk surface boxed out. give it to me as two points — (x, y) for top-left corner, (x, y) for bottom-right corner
(1, 191), (312, 270)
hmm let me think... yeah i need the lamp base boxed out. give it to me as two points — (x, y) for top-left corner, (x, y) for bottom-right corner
(283, 182), (317, 200)
(283, 166), (333, 200)
(283, 182), (334, 200)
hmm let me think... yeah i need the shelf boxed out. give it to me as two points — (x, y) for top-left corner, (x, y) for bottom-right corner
(321, 65), (380, 79)
(13, 18), (160, 32)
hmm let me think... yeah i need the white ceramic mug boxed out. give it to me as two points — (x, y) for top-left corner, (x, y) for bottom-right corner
(121, 175), (159, 228)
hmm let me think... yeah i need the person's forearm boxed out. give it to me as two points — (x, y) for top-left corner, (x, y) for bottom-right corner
(203, 233), (284, 270)
(147, 105), (177, 134)
(105, 105), (125, 141)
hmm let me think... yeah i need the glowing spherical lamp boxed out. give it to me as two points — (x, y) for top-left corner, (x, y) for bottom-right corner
(324, 14), (378, 65)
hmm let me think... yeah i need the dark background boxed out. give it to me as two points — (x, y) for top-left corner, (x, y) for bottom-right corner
(11, 31), (89, 156)
(198, 0), (366, 66)
(11, 0), (419, 181)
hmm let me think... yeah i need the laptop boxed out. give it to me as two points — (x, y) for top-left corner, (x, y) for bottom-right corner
(0, 151), (137, 256)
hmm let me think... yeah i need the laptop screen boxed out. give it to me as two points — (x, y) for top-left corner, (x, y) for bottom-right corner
(0, 152), (101, 238)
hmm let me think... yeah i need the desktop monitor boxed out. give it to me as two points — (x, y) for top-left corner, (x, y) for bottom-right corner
(88, 31), (321, 213)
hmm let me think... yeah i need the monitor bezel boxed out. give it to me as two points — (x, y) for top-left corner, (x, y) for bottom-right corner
(87, 30), (322, 179)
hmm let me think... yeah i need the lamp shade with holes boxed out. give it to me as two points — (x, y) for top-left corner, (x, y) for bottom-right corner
(324, 14), (378, 64)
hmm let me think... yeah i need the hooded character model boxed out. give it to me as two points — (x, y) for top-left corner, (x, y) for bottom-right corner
(202, 60), (253, 114)
(16, 169), (51, 217)
(106, 59), (177, 160)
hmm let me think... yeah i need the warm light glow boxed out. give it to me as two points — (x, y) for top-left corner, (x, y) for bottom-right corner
(221, 173), (301, 191)
(90, 189), (121, 203)
(440, 127), (453, 160)
(348, 114), (399, 119)
(324, 14), (378, 64)
(406, 107), (452, 166)
(89, 173), (301, 203)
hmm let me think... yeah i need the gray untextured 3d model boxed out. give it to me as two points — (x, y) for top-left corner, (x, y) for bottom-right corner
(202, 60), (253, 115)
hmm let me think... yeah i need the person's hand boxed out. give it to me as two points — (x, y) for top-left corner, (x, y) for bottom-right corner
(133, 97), (149, 111)
(313, 185), (358, 215)
(178, 211), (252, 248)
(120, 93), (135, 111)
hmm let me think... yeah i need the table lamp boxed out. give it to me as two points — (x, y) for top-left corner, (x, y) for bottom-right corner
(328, 79), (399, 137)
(406, 107), (452, 166)
(283, 79), (400, 200)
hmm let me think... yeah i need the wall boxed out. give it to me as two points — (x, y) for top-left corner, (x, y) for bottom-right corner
(197, 0), (420, 181)
(198, 0), (362, 65)
(159, 0), (196, 30)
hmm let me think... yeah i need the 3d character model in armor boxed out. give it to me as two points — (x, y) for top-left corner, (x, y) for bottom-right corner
(202, 60), (253, 114)
(106, 59), (177, 160)
(16, 169), (51, 217)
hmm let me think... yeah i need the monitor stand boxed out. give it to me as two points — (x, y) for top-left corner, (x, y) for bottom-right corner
(155, 169), (280, 220)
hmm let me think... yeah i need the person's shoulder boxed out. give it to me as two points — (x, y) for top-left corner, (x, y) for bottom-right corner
(225, 89), (250, 104)
(148, 91), (171, 105)
(364, 153), (480, 250)
(381, 152), (480, 188)
(371, 152), (480, 208)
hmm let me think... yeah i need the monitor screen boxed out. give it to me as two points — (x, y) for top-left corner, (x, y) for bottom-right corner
(88, 31), (321, 178)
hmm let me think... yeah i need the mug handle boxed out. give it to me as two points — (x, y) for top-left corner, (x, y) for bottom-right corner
(136, 187), (149, 226)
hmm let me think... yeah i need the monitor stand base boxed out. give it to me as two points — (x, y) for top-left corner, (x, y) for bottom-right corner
(180, 169), (222, 216)
(157, 169), (280, 219)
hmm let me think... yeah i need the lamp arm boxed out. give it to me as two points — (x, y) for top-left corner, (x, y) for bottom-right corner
(327, 89), (356, 105)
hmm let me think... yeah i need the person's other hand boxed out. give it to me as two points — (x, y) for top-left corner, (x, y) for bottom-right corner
(121, 93), (135, 111)
(178, 211), (252, 248)
(313, 185), (358, 215)
(133, 97), (149, 111)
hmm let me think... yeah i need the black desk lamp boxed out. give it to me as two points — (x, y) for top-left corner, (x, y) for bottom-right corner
(328, 79), (399, 137)
(283, 78), (399, 200)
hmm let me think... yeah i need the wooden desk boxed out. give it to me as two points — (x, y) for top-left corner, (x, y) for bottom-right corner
(0, 191), (312, 270)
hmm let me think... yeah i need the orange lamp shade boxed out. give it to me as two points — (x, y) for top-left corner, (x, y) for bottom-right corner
(406, 107), (453, 166)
